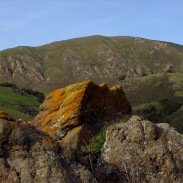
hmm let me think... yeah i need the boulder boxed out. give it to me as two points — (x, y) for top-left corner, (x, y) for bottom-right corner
(33, 81), (131, 158)
(0, 110), (15, 121)
(0, 110), (8, 119)
(101, 116), (183, 183)
(0, 118), (97, 183)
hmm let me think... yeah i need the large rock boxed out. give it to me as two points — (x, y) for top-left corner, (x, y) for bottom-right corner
(33, 81), (131, 158)
(101, 115), (183, 183)
(0, 118), (97, 183)
(0, 110), (8, 119)
(0, 110), (15, 121)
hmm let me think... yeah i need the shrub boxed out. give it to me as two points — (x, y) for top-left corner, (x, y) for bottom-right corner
(82, 127), (106, 155)
(81, 115), (131, 155)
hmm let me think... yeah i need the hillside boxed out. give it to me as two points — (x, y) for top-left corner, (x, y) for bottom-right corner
(0, 36), (183, 92)
(0, 84), (43, 120)
(121, 73), (183, 132)
(122, 73), (183, 105)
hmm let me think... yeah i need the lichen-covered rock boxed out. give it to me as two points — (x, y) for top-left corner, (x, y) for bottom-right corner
(0, 118), (97, 183)
(33, 80), (131, 158)
(101, 115), (183, 183)
(0, 110), (15, 121)
(0, 110), (8, 119)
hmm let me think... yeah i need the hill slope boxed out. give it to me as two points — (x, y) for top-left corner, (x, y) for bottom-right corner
(0, 84), (43, 120)
(122, 73), (183, 105)
(121, 73), (183, 132)
(0, 36), (183, 92)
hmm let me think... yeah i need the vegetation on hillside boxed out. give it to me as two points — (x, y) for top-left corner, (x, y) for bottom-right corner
(0, 84), (43, 120)
(0, 36), (183, 92)
(121, 73), (183, 133)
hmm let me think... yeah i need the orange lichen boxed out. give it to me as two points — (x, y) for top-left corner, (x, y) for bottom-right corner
(0, 110), (7, 115)
(44, 127), (57, 133)
(31, 80), (131, 157)
(0, 110), (9, 119)
(34, 81), (92, 130)
(32, 80), (131, 150)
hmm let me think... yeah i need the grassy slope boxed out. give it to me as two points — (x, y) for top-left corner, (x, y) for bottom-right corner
(0, 86), (41, 120)
(38, 36), (183, 75)
(122, 73), (183, 105)
(121, 73), (183, 132)
(0, 36), (183, 92)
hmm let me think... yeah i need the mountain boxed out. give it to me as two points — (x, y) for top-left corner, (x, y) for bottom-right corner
(0, 35), (183, 93)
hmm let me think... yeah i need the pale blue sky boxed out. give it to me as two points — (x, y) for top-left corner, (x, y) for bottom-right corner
(0, 0), (183, 50)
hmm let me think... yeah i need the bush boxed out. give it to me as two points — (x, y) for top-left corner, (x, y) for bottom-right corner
(82, 127), (106, 155)
(0, 82), (17, 89)
(81, 116), (131, 155)
(13, 88), (45, 102)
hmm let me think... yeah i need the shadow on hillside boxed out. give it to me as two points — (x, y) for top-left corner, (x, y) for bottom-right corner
(121, 74), (183, 133)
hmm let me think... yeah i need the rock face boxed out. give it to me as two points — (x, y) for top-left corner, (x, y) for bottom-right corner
(0, 65), (11, 79)
(0, 110), (8, 119)
(102, 116), (183, 183)
(0, 110), (15, 121)
(33, 80), (131, 158)
(0, 117), (97, 183)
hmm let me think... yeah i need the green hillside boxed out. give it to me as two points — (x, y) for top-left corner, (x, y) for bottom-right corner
(0, 36), (183, 92)
(121, 73), (183, 132)
(0, 85), (43, 120)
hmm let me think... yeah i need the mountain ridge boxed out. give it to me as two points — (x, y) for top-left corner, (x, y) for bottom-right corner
(1, 35), (183, 52)
(0, 35), (183, 93)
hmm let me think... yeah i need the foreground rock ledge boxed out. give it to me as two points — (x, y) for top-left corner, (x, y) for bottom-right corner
(0, 118), (97, 183)
(101, 115), (183, 183)
(33, 80), (131, 158)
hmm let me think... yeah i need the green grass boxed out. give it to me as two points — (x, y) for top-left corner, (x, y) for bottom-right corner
(122, 73), (183, 106)
(0, 86), (41, 120)
(121, 73), (183, 133)
(168, 73), (183, 98)
(81, 115), (132, 155)
(166, 109), (183, 133)
(82, 127), (106, 155)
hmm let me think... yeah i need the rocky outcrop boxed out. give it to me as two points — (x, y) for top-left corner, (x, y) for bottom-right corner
(9, 57), (45, 83)
(0, 65), (11, 79)
(0, 117), (97, 183)
(1, 80), (183, 183)
(33, 81), (131, 158)
(0, 110), (15, 121)
(0, 110), (8, 119)
(101, 115), (183, 183)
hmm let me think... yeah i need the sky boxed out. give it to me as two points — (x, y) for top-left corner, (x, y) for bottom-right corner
(0, 0), (183, 51)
